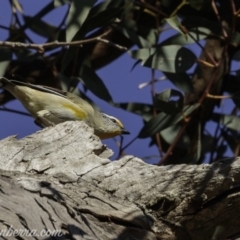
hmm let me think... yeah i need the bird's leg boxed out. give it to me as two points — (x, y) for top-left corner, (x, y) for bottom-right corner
(36, 110), (55, 127)
(34, 119), (44, 128)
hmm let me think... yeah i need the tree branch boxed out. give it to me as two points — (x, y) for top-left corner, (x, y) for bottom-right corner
(0, 121), (239, 240)
(0, 29), (128, 52)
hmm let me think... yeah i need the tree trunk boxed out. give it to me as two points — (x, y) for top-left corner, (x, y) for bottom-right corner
(0, 121), (239, 240)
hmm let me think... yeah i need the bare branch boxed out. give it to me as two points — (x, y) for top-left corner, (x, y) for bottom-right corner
(0, 29), (128, 52)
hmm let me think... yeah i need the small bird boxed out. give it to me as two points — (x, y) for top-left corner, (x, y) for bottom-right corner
(0, 77), (130, 139)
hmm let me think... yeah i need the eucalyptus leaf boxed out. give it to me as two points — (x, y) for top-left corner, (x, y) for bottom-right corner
(0, 48), (12, 62)
(201, 134), (215, 153)
(89, 0), (123, 16)
(79, 65), (112, 102)
(181, 16), (222, 36)
(212, 113), (240, 132)
(54, 0), (70, 7)
(0, 48), (12, 76)
(138, 103), (199, 138)
(163, 72), (193, 92)
(165, 15), (184, 34)
(129, 45), (196, 72)
(188, 0), (204, 10)
(138, 112), (176, 138)
(161, 27), (210, 46)
(161, 124), (190, 148)
(221, 129), (237, 153)
(231, 31), (240, 47)
(86, 7), (122, 30)
(115, 102), (153, 121)
(154, 89), (183, 114)
(61, 46), (78, 74)
(121, 28), (153, 48)
(143, 45), (196, 72)
(129, 48), (156, 61)
(23, 16), (58, 39)
(138, 27), (158, 46)
(0, 62), (10, 77)
(58, 73), (95, 104)
(66, 0), (96, 42)
(130, 59), (142, 72)
(232, 49), (240, 60)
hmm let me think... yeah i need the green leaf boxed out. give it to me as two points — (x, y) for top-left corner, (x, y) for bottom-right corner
(165, 15), (184, 34)
(212, 113), (240, 132)
(129, 48), (156, 61)
(86, 7), (122, 30)
(138, 112), (176, 138)
(232, 49), (240, 60)
(61, 46), (78, 74)
(201, 134), (215, 153)
(79, 65), (112, 102)
(59, 74), (79, 93)
(231, 31), (240, 47)
(138, 103), (199, 138)
(161, 27), (210, 46)
(90, 0), (123, 14)
(129, 46), (196, 73)
(181, 16), (222, 36)
(224, 75), (240, 108)
(115, 102), (153, 121)
(183, 103), (200, 116)
(143, 46), (196, 72)
(66, 0), (96, 42)
(163, 72), (193, 92)
(161, 124), (190, 148)
(138, 27), (158, 46)
(188, 0), (204, 10)
(23, 16), (58, 39)
(121, 27), (153, 48)
(0, 48), (12, 76)
(58, 73), (98, 106)
(154, 89), (183, 114)
(0, 48), (12, 62)
(54, 0), (69, 7)
(24, 2), (56, 22)
(130, 59), (142, 72)
(221, 129), (237, 153)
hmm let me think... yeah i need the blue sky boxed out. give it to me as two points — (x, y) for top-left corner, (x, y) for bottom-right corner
(0, 0), (237, 163)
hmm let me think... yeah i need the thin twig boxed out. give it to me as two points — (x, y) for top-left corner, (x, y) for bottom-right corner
(137, 0), (168, 17)
(151, 69), (163, 157)
(211, 0), (221, 21)
(0, 29), (128, 52)
(0, 107), (31, 117)
(117, 136), (125, 159)
(119, 136), (138, 154)
(158, 38), (228, 165)
(170, 0), (189, 17)
(158, 123), (188, 165)
(211, 0), (228, 38)
(230, 0), (236, 39)
(187, 31), (218, 66)
(206, 93), (231, 99)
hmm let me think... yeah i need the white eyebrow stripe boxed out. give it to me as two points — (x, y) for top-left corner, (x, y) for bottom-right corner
(103, 113), (115, 119)
(102, 114), (124, 128)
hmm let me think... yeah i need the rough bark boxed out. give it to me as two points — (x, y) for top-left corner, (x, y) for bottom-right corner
(0, 121), (239, 240)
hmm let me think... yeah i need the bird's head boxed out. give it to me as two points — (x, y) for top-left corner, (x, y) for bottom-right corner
(95, 113), (130, 139)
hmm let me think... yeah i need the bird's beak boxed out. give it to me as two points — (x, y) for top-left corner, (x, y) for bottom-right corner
(121, 129), (130, 135)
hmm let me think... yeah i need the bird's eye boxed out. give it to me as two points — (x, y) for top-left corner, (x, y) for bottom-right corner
(111, 118), (117, 123)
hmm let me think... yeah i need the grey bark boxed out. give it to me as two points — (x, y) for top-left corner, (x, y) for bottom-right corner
(0, 121), (239, 240)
